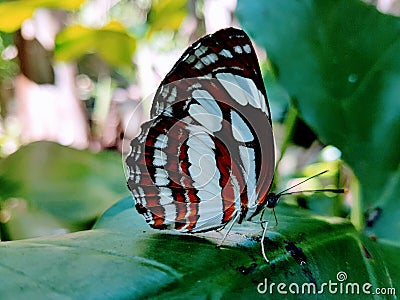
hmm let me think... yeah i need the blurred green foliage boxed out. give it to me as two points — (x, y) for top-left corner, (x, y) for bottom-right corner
(0, 34), (18, 82)
(55, 21), (136, 67)
(0, 0), (85, 32)
(0, 0), (189, 238)
(237, 0), (400, 240)
(147, 0), (188, 35)
(0, 142), (127, 240)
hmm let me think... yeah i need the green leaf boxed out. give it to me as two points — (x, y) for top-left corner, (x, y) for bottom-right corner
(0, 142), (127, 239)
(147, 0), (187, 35)
(0, 230), (180, 299)
(236, 0), (400, 240)
(0, 0), (85, 33)
(0, 33), (19, 81)
(55, 21), (136, 67)
(261, 61), (290, 121)
(0, 196), (398, 298)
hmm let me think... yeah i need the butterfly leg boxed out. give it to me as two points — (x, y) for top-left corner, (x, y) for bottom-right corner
(216, 212), (241, 248)
(270, 208), (278, 229)
(258, 208), (277, 263)
(259, 207), (278, 230)
(260, 220), (270, 263)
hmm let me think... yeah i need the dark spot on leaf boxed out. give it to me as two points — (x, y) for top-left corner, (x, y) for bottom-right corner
(365, 207), (382, 228)
(248, 235), (262, 243)
(368, 234), (377, 241)
(237, 263), (257, 275)
(296, 197), (309, 209)
(246, 252), (257, 263)
(285, 242), (307, 265)
(361, 244), (372, 259)
(302, 266), (316, 285)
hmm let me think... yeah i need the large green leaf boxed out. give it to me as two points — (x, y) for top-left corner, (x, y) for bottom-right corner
(0, 196), (397, 299)
(55, 21), (136, 67)
(0, 142), (127, 239)
(0, 0), (85, 33)
(147, 0), (187, 35)
(236, 0), (400, 241)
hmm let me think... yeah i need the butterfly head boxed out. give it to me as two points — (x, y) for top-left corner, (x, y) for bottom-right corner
(247, 170), (346, 222)
(265, 192), (281, 209)
(247, 192), (281, 221)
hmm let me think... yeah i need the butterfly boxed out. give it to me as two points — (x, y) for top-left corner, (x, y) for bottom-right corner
(125, 27), (342, 262)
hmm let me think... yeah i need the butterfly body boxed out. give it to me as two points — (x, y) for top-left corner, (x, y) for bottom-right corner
(126, 28), (275, 233)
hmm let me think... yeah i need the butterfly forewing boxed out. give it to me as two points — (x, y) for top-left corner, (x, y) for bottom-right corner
(126, 27), (274, 232)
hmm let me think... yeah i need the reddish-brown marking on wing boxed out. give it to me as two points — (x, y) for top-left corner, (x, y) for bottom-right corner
(126, 28), (275, 232)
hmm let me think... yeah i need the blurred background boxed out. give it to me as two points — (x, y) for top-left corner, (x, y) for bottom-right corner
(0, 0), (399, 241)
(0, 0), (242, 156)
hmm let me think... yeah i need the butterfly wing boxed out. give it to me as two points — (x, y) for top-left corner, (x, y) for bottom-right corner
(126, 28), (274, 232)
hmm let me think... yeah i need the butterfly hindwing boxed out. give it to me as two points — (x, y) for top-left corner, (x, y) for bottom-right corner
(126, 27), (275, 232)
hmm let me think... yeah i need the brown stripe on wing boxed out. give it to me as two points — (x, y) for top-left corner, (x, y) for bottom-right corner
(162, 118), (195, 230)
(212, 137), (237, 223)
(199, 77), (274, 210)
(146, 115), (203, 231)
(127, 28), (275, 233)
(126, 138), (168, 229)
(156, 81), (249, 229)
(162, 28), (268, 106)
(178, 137), (200, 231)
(192, 79), (252, 220)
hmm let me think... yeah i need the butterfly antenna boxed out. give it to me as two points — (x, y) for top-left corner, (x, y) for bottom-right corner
(276, 170), (345, 197)
(279, 188), (345, 196)
(276, 170), (328, 196)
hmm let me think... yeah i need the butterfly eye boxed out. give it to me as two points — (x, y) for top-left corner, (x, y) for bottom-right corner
(266, 193), (280, 209)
